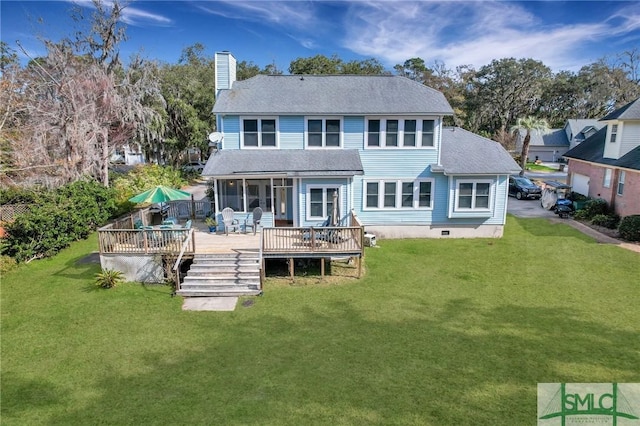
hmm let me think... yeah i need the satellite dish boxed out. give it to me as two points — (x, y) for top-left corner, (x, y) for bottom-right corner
(208, 132), (223, 144)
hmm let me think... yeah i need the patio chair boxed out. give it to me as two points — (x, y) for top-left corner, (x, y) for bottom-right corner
(221, 207), (240, 235)
(183, 219), (192, 229)
(244, 207), (263, 235)
(302, 216), (332, 244)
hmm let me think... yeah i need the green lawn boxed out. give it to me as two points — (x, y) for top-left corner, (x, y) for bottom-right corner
(526, 162), (559, 172)
(2, 217), (639, 425)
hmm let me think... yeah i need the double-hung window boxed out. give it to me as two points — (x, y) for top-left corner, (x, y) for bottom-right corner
(422, 120), (434, 147)
(242, 118), (277, 148)
(364, 179), (433, 209)
(455, 181), (491, 210)
(386, 120), (399, 147)
(366, 118), (436, 148)
(307, 118), (341, 148)
(610, 124), (618, 143)
(603, 169), (612, 188)
(307, 186), (339, 220)
(617, 171), (625, 195)
(404, 120), (417, 147)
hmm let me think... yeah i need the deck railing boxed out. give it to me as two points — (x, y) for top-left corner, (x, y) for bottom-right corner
(98, 223), (195, 255)
(261, 226), (364, 256)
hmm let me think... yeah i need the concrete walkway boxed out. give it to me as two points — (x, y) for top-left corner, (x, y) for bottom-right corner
(550, 218), (640, 253)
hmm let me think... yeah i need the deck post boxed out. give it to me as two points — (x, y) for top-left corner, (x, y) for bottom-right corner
(191, 195), (196, 219)
(289, 258), (294, 281)
(358, 256), (362, 278)
(320, 257), (325, 279)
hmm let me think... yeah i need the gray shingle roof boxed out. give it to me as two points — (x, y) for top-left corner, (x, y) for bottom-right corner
(518, 128), (568, 146)
(213, 75), (454, 115)
(438, 127), (521, 174)
(563, 127), (640, 171)
(600, 97), (640, 121)
(565, 119), (602, 138)
(202, 149), (364, 177)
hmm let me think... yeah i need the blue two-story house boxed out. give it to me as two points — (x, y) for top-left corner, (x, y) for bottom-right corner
(203, 51), (520, 238)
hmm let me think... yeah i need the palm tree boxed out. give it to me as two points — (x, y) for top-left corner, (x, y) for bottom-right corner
(511, 116), (549, 177)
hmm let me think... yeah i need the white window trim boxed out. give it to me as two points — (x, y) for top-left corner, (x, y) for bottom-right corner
(603, 168), (612, 188)
(617, 170), (625, 196)
(240, 116), (279, 149)
(365, 117), (437, 149)
(454, 179), (493, 211)
(609, 123), (620, 143)
(304, 117), (343, 149)
(306, 185), (341, 221)
(362, 178), (434, 210)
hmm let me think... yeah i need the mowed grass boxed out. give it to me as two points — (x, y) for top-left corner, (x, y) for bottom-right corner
(1, 217), (639, 425)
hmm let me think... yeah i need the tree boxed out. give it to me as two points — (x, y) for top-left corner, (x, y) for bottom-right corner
(159, 43), (215, 166)
(289, 54), (342, 74)
(289, 54), (385, 75)
(511, 116), (549, 176)
(2, 0), (161, 188)
(464, 58), (552, 135)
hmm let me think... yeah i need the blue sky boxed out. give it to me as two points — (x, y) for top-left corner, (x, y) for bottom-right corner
(2, 1), (639, 73)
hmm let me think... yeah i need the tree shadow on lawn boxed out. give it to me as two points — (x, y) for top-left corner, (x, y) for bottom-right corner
(40, 298), (639, 426)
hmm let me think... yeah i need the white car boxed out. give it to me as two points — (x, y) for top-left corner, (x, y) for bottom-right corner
(181, 161), (205, 173)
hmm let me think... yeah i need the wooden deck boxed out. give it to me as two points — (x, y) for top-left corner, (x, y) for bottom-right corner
(98, 219), (365, 285)
(98, 219), (363, 257)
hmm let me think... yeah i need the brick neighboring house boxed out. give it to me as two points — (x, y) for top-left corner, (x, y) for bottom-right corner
(563, 98), (640, 218)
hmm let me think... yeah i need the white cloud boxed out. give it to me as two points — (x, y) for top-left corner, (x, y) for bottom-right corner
(340, 1), (639, 72)
(193, 0), (318, 31)
(68, 0), (173, 26)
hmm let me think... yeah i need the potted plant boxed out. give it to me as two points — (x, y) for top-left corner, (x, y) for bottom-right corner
(204, 216), (218, 233)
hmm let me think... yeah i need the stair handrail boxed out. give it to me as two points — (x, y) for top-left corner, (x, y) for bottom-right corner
(259, 229), (264, 291)
(172, 228), (195, 292)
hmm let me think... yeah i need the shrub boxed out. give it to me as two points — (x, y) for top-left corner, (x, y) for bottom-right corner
(576, 198), (609, 220)
(618, 215), (640, 242)
(590, 214), (620, 229)
(570, 192), (589, 202)
(573, 210), (590, 221)
(4, 179), (118, 263)
(95, 268), (124, 289)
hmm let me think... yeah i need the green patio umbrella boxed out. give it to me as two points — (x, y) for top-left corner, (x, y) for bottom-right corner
(128, 185), (191, 204)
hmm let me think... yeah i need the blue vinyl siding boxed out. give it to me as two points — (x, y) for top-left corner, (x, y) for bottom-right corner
(279, 116), (304, 149)
(217, 112), (509, 229)
(343, 117), (364, 149)
(221, 116), (240, 150)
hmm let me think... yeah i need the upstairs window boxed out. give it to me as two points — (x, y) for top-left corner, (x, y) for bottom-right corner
(242, 118), (277, 148)
(386, 120), (399, 147)
(422, 120), (434, 146)
(404, 120), (417, 147)
(306, 118), (341, 148)
(610, 124), (618, 143)
(367, 120), (380, 147)
(366, 118), (436, 148)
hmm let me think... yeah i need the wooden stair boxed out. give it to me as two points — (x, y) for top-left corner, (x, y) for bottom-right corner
(177, 252), (262, 297)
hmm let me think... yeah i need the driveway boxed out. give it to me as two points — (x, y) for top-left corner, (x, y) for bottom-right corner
(507, 196), (557, 218)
